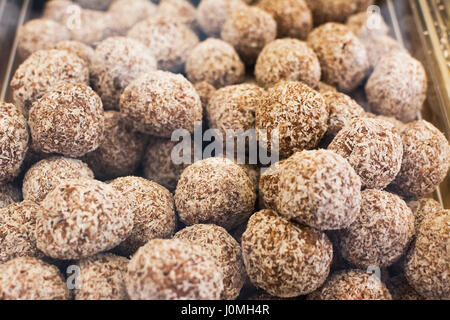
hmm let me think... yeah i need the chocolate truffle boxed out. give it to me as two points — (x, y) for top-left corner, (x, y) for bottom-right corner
(305, 0), (374, 25)
(346, 11), (389, 41)
(157, 0), (198, 30)
(407, 198), (447, 232)
(196, 0), (246, 37)
(54, 40), (95, 66)
(364, 35), (406, 68)
(258, 160), (286, 210)
(108, 0), (157, 34)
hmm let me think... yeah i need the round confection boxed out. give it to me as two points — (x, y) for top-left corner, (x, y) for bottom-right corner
(120, 71), (202, 137)
(305, 0), (374, 25)
(194, 81), (217, 110)
(385, 274), (424, 300)
(42, 0), (76, 23)
(221, 6), (277, 65)
(0, 102), (29, 184)
(323, 91), (366, 137)
(157, 0), (198, 30)
(28, 83), (104, 158)
(84, 111), (147, 180)
(366, 51), (427, 122)
(364, 35), (406, 68)
(257, 0), (312, 39)
(407, 198), (446, 232)
(73, 0), (114, 10)
(175, 157), (256, 230)
(110, 177), (176, 256)
(18, 19), (71, 59)
(74, 254), (129, 300)
(338, 189), (415, 268)
(255, 81), (329, 158)
(308, 270), (392, 300)
(258, 160), (287, 210)
(242, 209), (333, 297)
(185, 38), (245, 88)
(317, 81), (337, 94)
(126, 239), (224, 300)
(328, 117), (403, 189)
(254, 39), (321, 89)
(346, 11), (389, 41)
(405, 212), (449, 299)
(90, 37), (157, 109)
(0, 201), (45, 264)
(128, 17), (199, 72)
(0, 184), (21, 209)
(0, 257), (70, 300)
(277, 150), (362, 230)
(108, 0), (157, 34)
(307, 23), (370, 92)
(53, 40), (95, 66)
(10, 49), (89, 116)
(36, 178), (133, 260)
(389, 120), (450, 198)
(22, 156), (94, 203)
(174, 224), (246, 300)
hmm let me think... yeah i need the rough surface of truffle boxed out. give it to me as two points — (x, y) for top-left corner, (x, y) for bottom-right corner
(175, 224), (246, 300)
(338, 189), (415, 268)
(0, 184), (21, 209)
(108, 0), (157, 34)
(54, 40), (95, 66)
(36, 178), (133, 260)
(305, 0), (374, 25)
(364, 35), (405, 68)
(194, 81), (217, 111)
(254, 39), (321, 89)
(346, 11), (389, 41)
(196, 0), (246, 37)
(407, 198), (446, 232)
(157, 0), (198, 30)
(126, 239), (224, 300)
(258, 160), (286, 210)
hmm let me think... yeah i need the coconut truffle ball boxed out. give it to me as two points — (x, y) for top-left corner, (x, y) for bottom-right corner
(276, 150), (362, 230)
(90, 37), (157, 109)
(108, 0), (157, 34)
(186, 38), (245, 88)
(328, 117), (403, 190)
(338, 189), (415, 268)
(256, 81), (329, 158)
(308, 270), (392, 300)
(0, 257), (70, 300)
(254, 39), (321, 89)
(84, 111), (147, 180)
(346, 11), (389, 41)
(174, 224), (246, 300)
(257, 0), (312, 39)
(408, 198), (446, 232)
(405, 212), (449, 300)
(28, 83), (104, 158)
(22, 157), (94, 203)
(36, 178), (133, 260)
(74, 254), (129, 300)
(53, 40), (95, 66)
(10, 49), (89, 116)
(305, 0), (374, 25)
(0, 102), (29, 183)
(389, 120), (450, 199)
(307, 23), (370, 92)
(128, 17), (199, 72)
(364, 35), (406, 68)
(366, 52), (427, 122)
(323, 92), (366, 137)
(42, 0), (75, 23)
(126, 239), (224, 300)
(120, 71), (202, 137)
(175, 157), (256, 230)
(194, 81), (217, 110)
(157, 0), (198, 30)
(18, 19), (71, 59)
(73, 0), (114, 10)
(110, 177), (176, 256)
(258, 160), (287, 210)
(242, 209), (333, 297)
(0, 184), (21, 209)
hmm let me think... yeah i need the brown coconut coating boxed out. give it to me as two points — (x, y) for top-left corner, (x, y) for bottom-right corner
(385, 274), (424, 300)
(127, 17), (199, 73)
(18, 19), (71, 59)
(0, 184), (21, 209)
(126, 238), (224, 300)
(110, 176), (176, 256)
(185, 38), (245, 89)
(221, 6), (277, 65)
(255, 81), (329, 158)
(0, 201), (45, 264)
(242, 209), (333, 297)
(175, 157), (256, 230)
(42, 0), (75, 23)
(407, 198), (446, 233)
(90, 37), (157, 109)
(338, 189), (415, 268)
(0, 102), (29, 184)
(346, 11), (389, 41)
(305, 0), (374, 25)
(174, 224), (246, 300)
(108, 0), (157, 34)
(120, 71), (202, 137)
(308, 270), (392, 300)
(258, 160), (287, 210)
(0, 257), (70, 300)
(28, 83), (104, 158)
(194, 81), (217, 111)
(10, 49), (89, 117)
(364, 35), (406, 68)
(74, 253), (129, 300)
(53, 40), (95, 66)
(405, 212), (449, 300)
(366, 52), (427, 123)
(323, 91), (366, 137)
(84, 111), (147, 180)
(277, 150), (362, 230)
(254, 39), (321, 89)
(22, 156), (94, 203)
(36, 178), (133, 260)
(389, 120), (450, 199)
(307, 23), (370, 92)
(328, 117), (403, 190)
(157, 0), (198, 30)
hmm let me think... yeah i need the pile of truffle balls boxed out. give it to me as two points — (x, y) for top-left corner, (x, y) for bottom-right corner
(0, 0), (448, 300)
